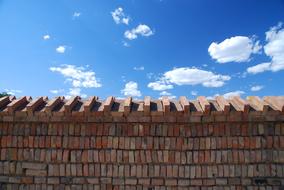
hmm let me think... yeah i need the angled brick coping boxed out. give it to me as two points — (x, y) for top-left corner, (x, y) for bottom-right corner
(0, 96), (284, 189)
(0, 96), (284, 122)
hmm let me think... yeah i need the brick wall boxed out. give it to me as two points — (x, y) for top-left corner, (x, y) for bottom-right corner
(0, 95), (284, 189)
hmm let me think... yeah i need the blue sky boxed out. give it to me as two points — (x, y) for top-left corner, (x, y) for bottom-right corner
(0, 0), (284, 99)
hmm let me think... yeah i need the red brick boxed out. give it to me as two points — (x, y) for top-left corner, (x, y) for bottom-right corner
(82, 150), (88, 163)
(102, 136), (108, 148)
(243, 137), (249, 148)
(83, 164), (88, 176)
(21, 177), (33, 184)
(138, 178), (150, 185)
(62, 150), (69, 162)
(165, 179), (177, 186)
(95, 137), (102, 148)
(152, 178), (164, 185)
(26, 169), (47, 176)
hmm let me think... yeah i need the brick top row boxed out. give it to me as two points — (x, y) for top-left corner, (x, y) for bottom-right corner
(0, 96), (283, 122)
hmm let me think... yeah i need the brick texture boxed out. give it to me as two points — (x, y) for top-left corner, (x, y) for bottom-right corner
(0, 95), (284, 189)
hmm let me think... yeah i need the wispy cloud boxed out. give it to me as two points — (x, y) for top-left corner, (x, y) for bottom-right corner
(122, 41), (130, 47)
(208, 36), (261, 63)
(73, 12), (81, 18)
(111, 7), (130, 25)
(4, 89), (22, 96)
(50, 89), (64, 94)
(124, 24), (154, 40)
(251, 85), (264, 92)
(191, 91), (198, 96)
(247, 23), (284, 74)
(133, 66), (145, 71)
(222, 90), (245, 98)
(207, 90), (245, 99)
(121, 81), (142, 97)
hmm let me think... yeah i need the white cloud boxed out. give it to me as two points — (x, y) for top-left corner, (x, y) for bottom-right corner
(146, 73), (154, 79)
(50, 89), (64, 94)
(122, 41), (130, 47)
(247, 23), (284, 74)
(66, 88), (87, 99)
(148, 67), (230, 91)
(50, 65), (102, 88)
(208, 36), (261, 63)
(246, 62), (271, 74)
(207, 90), (245, 99)
(111, 7), (130, 25)
(56, 46), (66, 53)
(166, 67), (230, 87)
(159, 91), (176, 99)
(121, 81), (142, 97)
(124, 24), (154, 40)
(223, 91), (245, 98)
(159, 91), (171, 96)
(251, 85), (263, 92)
(133, 66), (145, 71)
(148, 80), (173, 91)
(50, 65), (101, 98)
(73, 12), (81, 18)
(4, 89), (22, 95)
(191, 91), (198, 96)
(43, 35), (50, 40)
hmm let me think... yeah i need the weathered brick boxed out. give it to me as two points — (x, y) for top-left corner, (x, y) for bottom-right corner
(47, 177), (60, 184)
(152, 178), (164, 186)
(22, 162), (47, 170)
(164, 179), (177, 186)
(26, 169), (47, 176)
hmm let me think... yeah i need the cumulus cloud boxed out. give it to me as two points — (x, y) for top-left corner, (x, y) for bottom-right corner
(121, 81), (142, 97)
(124, 24), (154, 40)
(148, 80), (173, 91)
(246, 62), (271, 74)
(208, 36), (261, 63)
(133, 66), (145, 71)
(247, 23), (284, 74)
(148, 67), (230, 91)
(56, 46), (66, 53)
(111, 7), (130, 25)
(50, 65), (101, 98)
(50, 65), (102, 88)
(43, 35), (50, 40)
(164, 67), (230, 87)
(251, 85), (263, 92)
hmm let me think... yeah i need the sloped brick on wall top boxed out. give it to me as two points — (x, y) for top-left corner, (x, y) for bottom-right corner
(0, 96), (284, 122)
